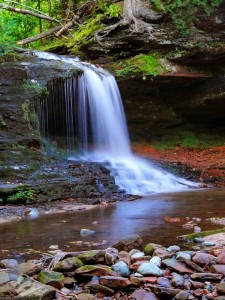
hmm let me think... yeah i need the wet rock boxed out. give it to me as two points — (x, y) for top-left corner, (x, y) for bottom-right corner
(113, 234), (143, 252)
(105, 247), (119, 265)
(75, 265), (112, 277)
(157, 277), (172, 287)
(176, 252), (192, 261)
(53, 257), (83, 271)
(191, 281), (204, 289)
(144, 243), (163, 256)
(211, 264), (225, 275)
(0, 275), (56, 300)
(129, 289), (159, 300)
(76, 293), (96, 300)
(148, 284), (181, 298)
(144, 276), (158, 284)
(129, 249), (142, 256)
(86, 281), (115, 295)
(78, 250), (105, 264)
(37, 270), (65, 289)
(131, 252), (145, 262)
(99, 275), (131, 289)
(0, 270), (18, 285)
(129, 275), (146, 286)
(193, 289), (208, 297)
(175, 290), (189, 300)
(130, 260), (147, 271)
(171, 272), (184, 287)
(17, 261), (42, 276)
(190, 272), (222, 281)
(153, 248), (172, 259)
(162, 259), (193, 274)
(194, 237), (205, 243)
(217, 249), (225, 264)
(150, 256), (161, 267)
(194, 226), (202, 233)
(203, 242), (216, 247)
(80, 229), (95, 236)
(215, 297), (225, 300)
(1, 259), (18, 270)
(137, 262), (163, 276)
(192, 252), (216, 266)
(118, 251), (131, 266)
(185, 260), (205, 272)
(183, 279), (191, 290)
(112, 261), (130, 277)
(167, 245), (181, 254)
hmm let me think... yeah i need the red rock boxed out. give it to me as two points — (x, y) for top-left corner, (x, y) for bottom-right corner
(129, 276), (145, 286)
(217, 282), (225, 294)
(118, 251), (130, 266)
(211, 264), (225, 275)
(162, 259), (193, 274)
(217, 249), (225, 264)
(191, 281), (204, 289)
(129, 289), (159, 300)
(164, 217), (181, 223)
(144, 277), (158, 284)
(132, 256), (152, 263)
(113, 234), (143, 252)
(153, 248), (172, 259)
(192, 252), (215, 266)
(99, 276), (131, 289)
(190, 273), (222, 281)
(193, 289), (208, 297)
(130, 261), (147, 271)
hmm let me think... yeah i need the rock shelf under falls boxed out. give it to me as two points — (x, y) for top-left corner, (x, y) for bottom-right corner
(1, 234), (225, 299)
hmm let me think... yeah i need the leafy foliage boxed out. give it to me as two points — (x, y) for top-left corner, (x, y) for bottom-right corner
(151, 0), (223, 35)
(7, 189), (35, 203)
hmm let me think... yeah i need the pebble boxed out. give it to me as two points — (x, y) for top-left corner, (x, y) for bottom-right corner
(80, 229), (95, 235)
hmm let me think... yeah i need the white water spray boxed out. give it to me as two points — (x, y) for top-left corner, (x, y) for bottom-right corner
(37, 51), (197, 194)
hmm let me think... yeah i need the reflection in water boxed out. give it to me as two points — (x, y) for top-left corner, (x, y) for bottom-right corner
(0, 189), (225, 259)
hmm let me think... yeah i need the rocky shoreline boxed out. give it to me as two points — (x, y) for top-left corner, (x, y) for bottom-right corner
(1, 234), (225, 299)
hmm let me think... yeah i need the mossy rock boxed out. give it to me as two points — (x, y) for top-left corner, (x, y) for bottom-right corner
(53, 257), (83, 271)
(178, 229), (225, 241)
(78, 250), (105, 264)
(144, 243), (165, 256)
(37, 270), (65, 289)
(75, 265), (111, 277)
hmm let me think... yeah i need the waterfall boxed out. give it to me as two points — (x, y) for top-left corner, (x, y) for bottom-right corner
(38, 51), (197, 194)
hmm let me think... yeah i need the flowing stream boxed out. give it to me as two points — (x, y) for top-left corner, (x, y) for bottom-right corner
(38, 51), (197, 194)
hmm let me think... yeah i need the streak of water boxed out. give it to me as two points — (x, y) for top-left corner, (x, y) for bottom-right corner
(37, 51), (197, 194)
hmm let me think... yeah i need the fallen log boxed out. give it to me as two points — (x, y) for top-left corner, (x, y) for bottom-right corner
(17, 25), (63, 45)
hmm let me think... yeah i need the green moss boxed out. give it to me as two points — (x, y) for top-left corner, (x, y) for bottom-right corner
(0, 51), (24, 63)
(151, 0), (223, 36)
(144, 244), (155, 256)
(37, 270), (65, 288)
(151, 131), (225, 150)
(114, 53), (170, 79)
(179, 229), (225, 241)
(69, 14), (104, 53)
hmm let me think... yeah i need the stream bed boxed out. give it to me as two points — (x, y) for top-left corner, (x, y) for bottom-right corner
(1, 188), (225, 260)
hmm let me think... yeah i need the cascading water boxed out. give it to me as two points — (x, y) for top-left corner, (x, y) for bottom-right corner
(38, 51), (197, 194)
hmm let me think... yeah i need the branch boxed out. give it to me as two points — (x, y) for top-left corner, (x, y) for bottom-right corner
(55, 16), (78, 37)
(0, 4), (56, 22)
(17, 25), (63, 45)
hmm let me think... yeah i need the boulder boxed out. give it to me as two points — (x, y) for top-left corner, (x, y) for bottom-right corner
(75, 265), (112, 277)
(137, 262), (163, 276)
(17, 261), (41, 276)
(144, 243), (163, 256)
(113, 234), (143, 252)
(53, 257), (83, 271)
(37, 270), (65, 289)
(162, 259), (193, 274)
(99, 275), (131, 289)
(112, 261), (130, 277)
(78, 250), (105, 264)
(0, 275), (55, 300)
(105, 248), (119, 265)
(129, 289), (159, 300)
(192, 252), (216, 266)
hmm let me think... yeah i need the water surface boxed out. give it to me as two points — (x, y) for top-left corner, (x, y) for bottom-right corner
(1, 189), (225, 259)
